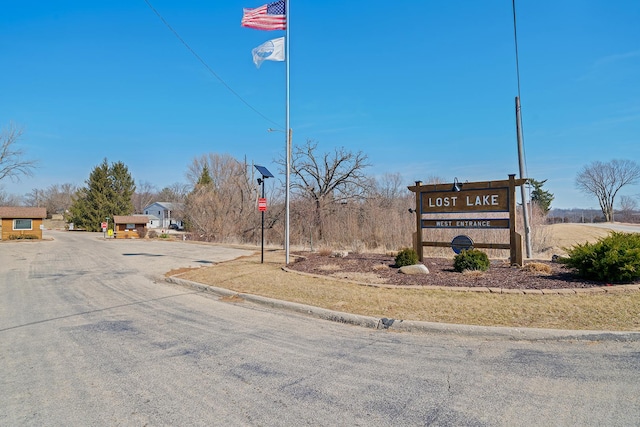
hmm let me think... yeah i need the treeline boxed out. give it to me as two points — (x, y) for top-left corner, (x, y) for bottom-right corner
(2, 140), (575, 254)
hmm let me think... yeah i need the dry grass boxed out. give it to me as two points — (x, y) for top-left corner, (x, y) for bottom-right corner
(329, 271), (387, 283)
(317, 246), (333, 256)
(317, 264), (342, 272)
(177, 244), (640, 331)
(537, 223), (611, 257)
(522, 262), (553, 274)
(461, 269), (486, 278)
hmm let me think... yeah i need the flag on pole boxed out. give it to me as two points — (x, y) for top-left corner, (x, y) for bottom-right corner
(241, 0), (286, 31)
(252, 37), (285, 68)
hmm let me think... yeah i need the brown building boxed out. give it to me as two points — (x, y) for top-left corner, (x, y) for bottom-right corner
(0, 207), (47, 240)
(113, 215), (149, 239)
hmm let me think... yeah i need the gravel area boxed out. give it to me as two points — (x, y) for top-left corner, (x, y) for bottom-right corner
(288, 252), (633, 290)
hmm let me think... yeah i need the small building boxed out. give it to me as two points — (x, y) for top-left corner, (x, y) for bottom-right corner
(0, 207), (47, 240)
(113, 215), (149, 239)
(145, 213), (161, 229)
(143, 202), (184, 229)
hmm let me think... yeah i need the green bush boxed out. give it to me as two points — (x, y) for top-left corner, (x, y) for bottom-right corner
(394, 247), (419, 267)
(560, 232), (640, 283)
(453, 249), (490, 272)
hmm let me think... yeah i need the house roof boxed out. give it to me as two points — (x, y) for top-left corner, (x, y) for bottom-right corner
(114, 215), (149, 224)
(144, 202), (184, 211)
(0, 207), (47, 219)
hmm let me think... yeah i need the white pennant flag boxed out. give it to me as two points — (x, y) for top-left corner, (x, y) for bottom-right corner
(252, 37), (285, 69)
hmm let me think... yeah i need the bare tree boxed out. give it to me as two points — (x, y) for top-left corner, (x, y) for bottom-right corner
(184, 154), (260, 242)
(576, 159), (640, 222)
(132, 180), (158, 213)
(24, 188), (45, 207)
(0, 122), (37, 182)
(372, 172), (404, 206)
(157, 183), (189, 203)
(0, 186), (23, 206)
(617, 195), (639, 223)
(24, 183), (77, 216)
(286, 139), (370, 240)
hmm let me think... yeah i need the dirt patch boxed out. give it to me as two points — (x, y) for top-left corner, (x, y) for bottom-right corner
(288, 252), (634, 290)
(220, 294), (245, 303)
(165, 267), (201, 277)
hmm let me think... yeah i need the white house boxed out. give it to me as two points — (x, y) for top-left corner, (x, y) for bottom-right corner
(143, 202), (184, 229)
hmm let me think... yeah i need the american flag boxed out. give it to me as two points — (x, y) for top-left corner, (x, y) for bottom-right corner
(241, 0), (286, 31)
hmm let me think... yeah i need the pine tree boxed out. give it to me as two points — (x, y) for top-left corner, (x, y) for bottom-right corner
(529, 178), (554, 214)
(110, 161), (135, 215)
(69, 159), (136, 231)
(196, 164), (213, 187)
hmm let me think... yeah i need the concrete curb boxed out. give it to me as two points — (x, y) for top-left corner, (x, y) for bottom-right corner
(166, 276), (640, 342)
(282, 267), (640, 295)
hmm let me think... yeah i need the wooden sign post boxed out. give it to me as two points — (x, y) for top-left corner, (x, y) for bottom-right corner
(407, 174), (527, 266)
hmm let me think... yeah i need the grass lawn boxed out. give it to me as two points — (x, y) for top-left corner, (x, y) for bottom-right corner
(173, 248), (640, 332)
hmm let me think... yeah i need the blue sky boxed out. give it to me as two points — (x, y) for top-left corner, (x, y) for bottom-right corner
(1, 0), (639, 209)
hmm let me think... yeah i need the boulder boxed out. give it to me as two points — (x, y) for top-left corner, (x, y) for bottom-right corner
(398, 264), (429, 275)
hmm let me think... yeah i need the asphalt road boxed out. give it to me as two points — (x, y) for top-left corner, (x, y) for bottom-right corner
(583, 222), (640, 233)
(1, 230), (639, 426)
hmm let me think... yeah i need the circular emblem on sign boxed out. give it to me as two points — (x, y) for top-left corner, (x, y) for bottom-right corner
(255, 41), (275, 59)
(451, 235), (473, 254)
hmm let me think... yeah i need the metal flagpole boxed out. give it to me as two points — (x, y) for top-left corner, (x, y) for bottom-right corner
(285, 0), (290, 264)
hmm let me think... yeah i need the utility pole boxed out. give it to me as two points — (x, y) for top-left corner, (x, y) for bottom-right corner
(515, 96), (532, 258)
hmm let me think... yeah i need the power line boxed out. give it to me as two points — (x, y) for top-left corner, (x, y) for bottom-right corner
(143, 0), (282, 129)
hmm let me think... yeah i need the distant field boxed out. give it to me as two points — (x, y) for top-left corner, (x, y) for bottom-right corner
(535, 222), (640, 257)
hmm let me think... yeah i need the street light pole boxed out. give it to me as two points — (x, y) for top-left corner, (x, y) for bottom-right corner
(258, 177), (266, 263)
(254, 165), (273, 264)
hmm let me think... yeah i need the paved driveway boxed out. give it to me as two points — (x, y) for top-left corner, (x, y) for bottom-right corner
(1, 230), (639, 426)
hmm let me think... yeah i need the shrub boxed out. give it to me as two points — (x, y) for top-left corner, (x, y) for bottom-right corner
(8, 234), (38, 240)
(148, 230), (158, 239)
(453, 249), (490, 272)
(395, 247), (419, 267)
(522, 262), (552, 274)
(318, 246), (333, 257)
(560, 232), (640, 283)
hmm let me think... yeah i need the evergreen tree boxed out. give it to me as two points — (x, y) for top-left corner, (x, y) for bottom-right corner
(196, 164), (213, 187)
(69, 159), (136, 231)
(110, 161), (135, 215)
(529, 178), (554, 214)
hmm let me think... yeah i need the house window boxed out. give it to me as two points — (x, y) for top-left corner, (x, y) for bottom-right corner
(126, 223), (136, 229)
(14, 219), (33, 230)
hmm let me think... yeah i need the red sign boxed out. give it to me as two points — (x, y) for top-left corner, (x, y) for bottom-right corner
(101, 222), (108, 229)
(258, 198), (267, 212)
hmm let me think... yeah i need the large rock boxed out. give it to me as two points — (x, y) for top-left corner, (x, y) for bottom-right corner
(398, 264), (429, 275)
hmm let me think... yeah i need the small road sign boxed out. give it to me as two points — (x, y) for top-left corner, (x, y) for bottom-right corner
(258, 198), (267, 212)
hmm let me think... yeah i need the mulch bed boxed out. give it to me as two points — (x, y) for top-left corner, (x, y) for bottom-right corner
(288, 252), (627, 290)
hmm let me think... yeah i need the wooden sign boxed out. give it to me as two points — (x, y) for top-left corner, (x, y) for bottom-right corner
(421, 188), (509, 213)
(408, 175), (526, 266)
(421, 218), (510, 229)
